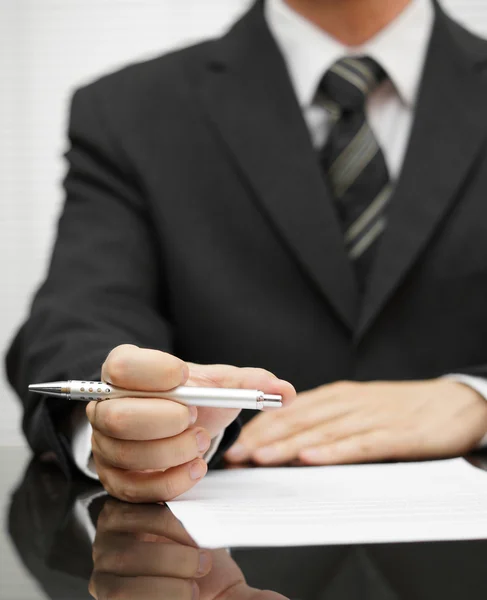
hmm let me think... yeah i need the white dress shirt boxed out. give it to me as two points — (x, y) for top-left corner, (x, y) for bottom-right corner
(266, 0), (430, 179)
(71, 0), (487, 477)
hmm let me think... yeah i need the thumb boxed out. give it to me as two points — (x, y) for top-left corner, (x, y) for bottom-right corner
(102, 345), (189, 391)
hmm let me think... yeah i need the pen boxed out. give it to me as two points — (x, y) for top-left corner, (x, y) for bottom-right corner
(28, 380), (283, 410)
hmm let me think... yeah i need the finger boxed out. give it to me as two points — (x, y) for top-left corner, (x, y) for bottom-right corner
(98, 500), (197, 546)
(196, 548), (244, 598)
(102, 344), (189, 391)
(94, 456), (208, 503)
(93, 533), (211, 578)
(299, 430), (403, 465)
(92, 427), (211, 471)
(189, 364), (296, 439)
(251, 413), (378, 465)
(251, 425), (338, 466)
(225, 411), (291, 463)
(87, 397), (196, 441)
(89, 573), (197, 600)
(188, 363), (296, 407)
(225, 383), (357, 463)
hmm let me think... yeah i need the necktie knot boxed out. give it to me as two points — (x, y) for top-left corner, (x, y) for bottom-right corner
(319, 56), (387, 113)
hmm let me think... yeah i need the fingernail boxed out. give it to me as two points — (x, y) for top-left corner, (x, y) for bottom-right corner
(189, 406), (198, 425)
(196, 431), (211, 453)
(225, 443), (247, 462)
(192, 581), (200, 600)
(254, 446), (278, 462)
(189, 460), (207, 480)
(196, 550), (211, 576)
(181, 362), (190, 382)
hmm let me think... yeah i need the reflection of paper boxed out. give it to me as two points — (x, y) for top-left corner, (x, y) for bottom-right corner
(168, 459), (487, 548)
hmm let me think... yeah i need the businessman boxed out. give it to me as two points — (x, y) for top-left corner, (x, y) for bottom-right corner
(6, 0), (487, 503)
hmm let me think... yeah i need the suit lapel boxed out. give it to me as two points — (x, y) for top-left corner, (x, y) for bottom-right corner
(357, 8), (487, 339)
(199, 2), (359, 331)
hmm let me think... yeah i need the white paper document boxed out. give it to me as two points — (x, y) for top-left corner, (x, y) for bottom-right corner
(168, 459), (487, 548)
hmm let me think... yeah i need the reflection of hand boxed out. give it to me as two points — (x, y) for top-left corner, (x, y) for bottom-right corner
(88, 344), (295, 503)
(226, 380), (487, 466)
(89, 499), (289, 600)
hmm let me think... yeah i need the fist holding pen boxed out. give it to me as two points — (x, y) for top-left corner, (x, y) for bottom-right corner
(85, 345), (296, 503)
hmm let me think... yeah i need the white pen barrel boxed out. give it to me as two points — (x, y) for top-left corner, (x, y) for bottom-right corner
(166, 397), (259, 409)
(126, 386), (262, 409)
(162, 387), (261, 402)
(68, 381), (264, 408)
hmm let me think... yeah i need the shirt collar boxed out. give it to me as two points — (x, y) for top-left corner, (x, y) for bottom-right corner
(265, 0), (435, 108)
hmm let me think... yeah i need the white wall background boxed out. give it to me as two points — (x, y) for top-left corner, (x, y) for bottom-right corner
(1, 0), (487, 447)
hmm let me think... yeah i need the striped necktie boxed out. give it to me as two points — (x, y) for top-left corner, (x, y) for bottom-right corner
(318, 56), (392, 291)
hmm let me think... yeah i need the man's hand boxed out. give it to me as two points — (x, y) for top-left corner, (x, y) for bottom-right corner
(87, 344), (295, 503)
(90, 499), (289, 600)
(225, 380), (487, 466)
(90, 500), (209, 600)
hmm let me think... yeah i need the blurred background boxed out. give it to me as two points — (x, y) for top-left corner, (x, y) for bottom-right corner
(1, 0), (486, 446)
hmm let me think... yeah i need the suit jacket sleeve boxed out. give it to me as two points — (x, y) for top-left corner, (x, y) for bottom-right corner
(5, 84), (239, 476)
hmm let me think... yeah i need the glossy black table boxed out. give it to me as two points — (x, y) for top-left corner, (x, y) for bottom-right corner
(2, 446), (487, 600)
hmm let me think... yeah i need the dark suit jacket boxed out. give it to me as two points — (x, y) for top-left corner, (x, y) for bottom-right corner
(6, 0), (487, 474)
(8, 458), (97, 598)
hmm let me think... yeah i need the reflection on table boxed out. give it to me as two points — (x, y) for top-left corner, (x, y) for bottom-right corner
(7, 456), (487, 599)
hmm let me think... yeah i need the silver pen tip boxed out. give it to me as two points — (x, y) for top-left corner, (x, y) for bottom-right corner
(29, 384), (48, 394)
(28, 382), (69, 397)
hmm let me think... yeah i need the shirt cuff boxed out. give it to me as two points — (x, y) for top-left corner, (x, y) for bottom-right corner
(70, 412), (226, 480)
(71, 407), (98, 480)
(204, 430), (225, 463)
(444, 374), (487, 448)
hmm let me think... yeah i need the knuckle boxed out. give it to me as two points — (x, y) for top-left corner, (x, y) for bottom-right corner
(163, 545), (199, 576)
(161, 473), (179, 501)
(97, 469), (118, 501)
(101, 503), (126, 531)
(173, 438), (196, 466)
(253, 367), (277, 379)
(99, 403), (128, 438)
(358, 438), (376, 457)
(161, 351), (185, 376)
(111, 440), (132, 469)
(168, 446), (185, 469)
(101, 478), (116, 499)
(110, 548), (131, 573)
(158, 505), (175, 533)
(172, 405), (190, 435)
(104, 346), (135, 386)
(119, 481), (143, 504)
(92, 456), (106, 483)
(100, 476), (115, 498)
(102, 578), (127, 600)
(92, 540), (101, 561)
(91, 431), (100, 454)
